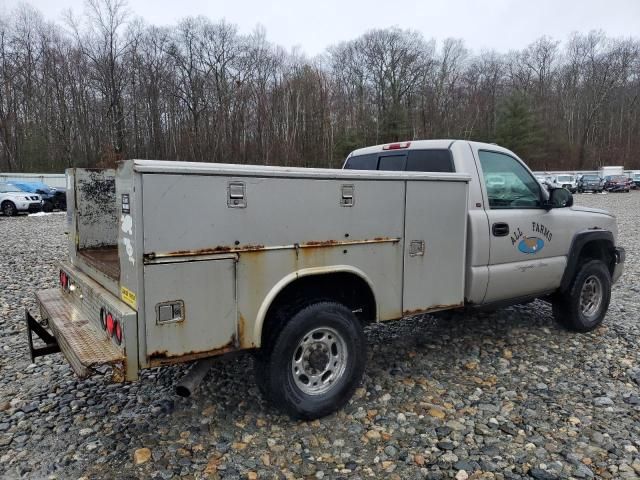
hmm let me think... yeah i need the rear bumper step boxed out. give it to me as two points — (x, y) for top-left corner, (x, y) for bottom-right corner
(28, 288), (126, 380)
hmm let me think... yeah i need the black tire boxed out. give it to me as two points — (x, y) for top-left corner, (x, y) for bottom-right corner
(255, 301), (366, 420)
(552, 259), (611, 332)
(1, 201), (17, 216)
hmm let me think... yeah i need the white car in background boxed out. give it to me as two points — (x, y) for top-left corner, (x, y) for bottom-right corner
(555, 174), (578, 193)
(0, 183), (43, 216)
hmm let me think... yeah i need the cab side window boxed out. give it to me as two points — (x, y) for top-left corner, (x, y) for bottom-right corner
(478, 150), (541, 209)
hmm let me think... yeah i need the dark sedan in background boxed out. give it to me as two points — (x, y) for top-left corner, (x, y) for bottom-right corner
(10, 182), (66, 211)
(603, 175), (631, 192)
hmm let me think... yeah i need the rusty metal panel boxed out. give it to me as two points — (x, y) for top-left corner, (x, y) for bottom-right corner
(402, 180), (468, 315)
(74, 169), (118, 249)
(143, 259), (237, 365)
(235, 241), (405, 348)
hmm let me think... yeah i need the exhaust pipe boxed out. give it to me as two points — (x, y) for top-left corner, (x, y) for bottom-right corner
(175, 358), (215, 397)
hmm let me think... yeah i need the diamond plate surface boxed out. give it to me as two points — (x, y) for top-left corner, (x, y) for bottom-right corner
(36, 288), (124, 378)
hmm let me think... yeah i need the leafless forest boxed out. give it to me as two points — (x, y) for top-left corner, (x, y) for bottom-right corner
(1, 0), (639, 173)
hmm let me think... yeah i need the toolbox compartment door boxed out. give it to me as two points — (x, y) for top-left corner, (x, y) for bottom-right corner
(402, 179), (468, 314)
(143, 258), (237, 365)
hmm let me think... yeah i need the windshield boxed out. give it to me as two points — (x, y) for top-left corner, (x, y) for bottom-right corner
(610, 176), (627, 181)
(583, 175), (599, 180)
(0, 183), (24, 193)
(556, 175), (572, 182)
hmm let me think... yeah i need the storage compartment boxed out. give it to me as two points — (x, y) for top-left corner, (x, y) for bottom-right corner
(143, 258), (237, 366)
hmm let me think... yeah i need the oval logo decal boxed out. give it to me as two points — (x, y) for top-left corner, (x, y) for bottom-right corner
(518, 236), (544, 254)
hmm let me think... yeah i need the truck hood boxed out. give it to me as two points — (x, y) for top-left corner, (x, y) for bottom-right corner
(570, 205), (614, 218)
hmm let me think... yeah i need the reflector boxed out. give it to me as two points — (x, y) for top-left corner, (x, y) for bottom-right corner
(106, 313), (114, 336)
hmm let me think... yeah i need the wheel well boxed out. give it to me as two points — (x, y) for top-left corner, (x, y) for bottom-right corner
(578, 240), (614, 276)
(260, 272), (376, 348)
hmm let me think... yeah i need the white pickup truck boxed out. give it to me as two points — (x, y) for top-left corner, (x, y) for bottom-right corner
(26, 140), (625, 419)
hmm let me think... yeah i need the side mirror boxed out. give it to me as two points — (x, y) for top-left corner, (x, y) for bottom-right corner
(546, 187), (573, 209)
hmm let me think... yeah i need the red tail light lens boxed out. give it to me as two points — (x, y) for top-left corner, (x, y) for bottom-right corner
(60, 271), (68, 289)
(114, 320), (123, 345)
(106, 313), (114, 336)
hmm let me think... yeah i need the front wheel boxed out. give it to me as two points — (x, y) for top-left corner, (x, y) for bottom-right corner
(2, 201), (17, 216)
(255, 301), (366, 419)
(552, 259), (611, 332)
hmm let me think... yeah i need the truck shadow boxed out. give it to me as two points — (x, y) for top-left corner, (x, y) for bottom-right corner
(160, 300), (565, 420)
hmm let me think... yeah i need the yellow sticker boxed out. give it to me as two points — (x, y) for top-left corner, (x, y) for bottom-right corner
(120, 286), (137, 309)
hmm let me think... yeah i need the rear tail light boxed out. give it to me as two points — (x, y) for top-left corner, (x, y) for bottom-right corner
(100, 308), (123, 344)
(114, 320), (123, 345)
(60, 270), (68, 289)
(106, 313), (114, 336)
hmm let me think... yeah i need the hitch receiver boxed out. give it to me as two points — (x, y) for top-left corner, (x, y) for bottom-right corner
(25, 309), (60, 362)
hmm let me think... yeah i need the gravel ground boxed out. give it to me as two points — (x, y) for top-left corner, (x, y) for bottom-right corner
(1, 193), (639, 480)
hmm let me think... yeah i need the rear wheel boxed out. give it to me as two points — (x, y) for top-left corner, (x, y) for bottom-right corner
(2, 201), (17, 216)
(254, 301), (366, 419)
(552, 259), (611, 332)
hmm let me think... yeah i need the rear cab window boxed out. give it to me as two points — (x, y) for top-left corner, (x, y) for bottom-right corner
(344, 149), (455, 173)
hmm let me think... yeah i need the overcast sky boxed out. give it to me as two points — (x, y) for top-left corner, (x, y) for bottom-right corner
(2, 0), (639, 55)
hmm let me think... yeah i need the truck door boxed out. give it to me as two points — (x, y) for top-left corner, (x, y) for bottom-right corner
(473, 148), (570, 303)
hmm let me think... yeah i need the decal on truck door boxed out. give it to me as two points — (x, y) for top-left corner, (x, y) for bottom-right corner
(518, 236), (544, 254)
(511, 222), (553, 255)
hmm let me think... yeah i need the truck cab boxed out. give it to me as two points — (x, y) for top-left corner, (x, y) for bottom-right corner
(344, 140), (623, 307)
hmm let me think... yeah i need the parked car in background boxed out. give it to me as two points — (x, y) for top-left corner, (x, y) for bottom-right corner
(543, 175), (559, 189)
(603, 175), (631, 192)
(555, 174), (577, 193)
(632, 173), (640, 189)
(0, 183), (43, 215)
(11, 181), (66, 211)
(577, 174), (604, 193)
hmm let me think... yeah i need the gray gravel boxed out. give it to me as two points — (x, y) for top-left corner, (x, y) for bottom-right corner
(1, 194), (640, 480)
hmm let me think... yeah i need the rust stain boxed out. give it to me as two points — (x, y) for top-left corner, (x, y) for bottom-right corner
(402, 302), (464, 317)
(148, 340), (237, 367)
(144, 237), (401, 262)
(237, 314), (246, 348)
(302, 239), (342, 247)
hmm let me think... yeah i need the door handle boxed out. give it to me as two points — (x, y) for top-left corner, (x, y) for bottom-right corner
(492, 222), (510, 237)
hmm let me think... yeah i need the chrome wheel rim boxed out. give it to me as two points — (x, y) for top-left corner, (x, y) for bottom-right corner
(579, 275), (603, 318)
(290, 326), (348, 396)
